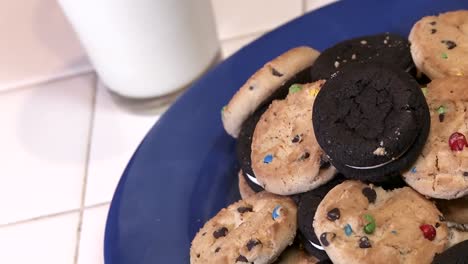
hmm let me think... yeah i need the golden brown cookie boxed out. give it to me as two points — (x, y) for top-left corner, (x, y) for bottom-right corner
(222, 46), (320, 138)
(313, 180), (448, 264)
(402, 77), (468, 199)
(190, 192), (297, 264)
(409, 10), (468, 79)
(251, 81), (336, 195)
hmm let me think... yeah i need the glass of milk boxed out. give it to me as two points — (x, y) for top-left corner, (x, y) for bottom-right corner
(58, 0), (220, 108)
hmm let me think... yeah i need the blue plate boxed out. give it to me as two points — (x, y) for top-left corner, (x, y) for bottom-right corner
(104, 0), (468, 263)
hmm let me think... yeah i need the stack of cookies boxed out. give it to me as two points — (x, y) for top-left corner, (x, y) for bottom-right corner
(191, 10), (468, 264)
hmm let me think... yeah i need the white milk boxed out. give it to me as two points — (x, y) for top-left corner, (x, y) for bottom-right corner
(58, 0), (219, 99)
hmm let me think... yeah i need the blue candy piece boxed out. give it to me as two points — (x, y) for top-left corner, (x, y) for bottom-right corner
(344, 224), (353, 236)
(263, 154), (273, 164)
(391, 230), (397, 235)
(411, 167), (417, 173)
(272, 205), (282, 220)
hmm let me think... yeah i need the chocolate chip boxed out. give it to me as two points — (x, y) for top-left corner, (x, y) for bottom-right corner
(435, 222), (441, 228)
(292, 135), (301, 143)
(439, 215), (446, 222)
(299, 152), (310, 161)
(320, 232), (335, 247)
(442, 40), (457, 49)
(237, 206), (253, 214)
(202, 232), (206, 236)
(431, 28), (437, 34)
(319, 155), (331, 169)
(463, 172), (468, 177)
(213, 227), (228, 238)
(246, 239), (261, 251)
(197, 254), (200, 258)
(249, 85), (254, 90)
(359, 236), (372, 248)
(439, 114), (445, 122)
(236, 255), (249, 262)
(327, 208), (340, 221)
(215, 247), (221, 253)
(271, 67), (283, 77)
(362, 187), (377, 203)
(429, 21), (436, 25)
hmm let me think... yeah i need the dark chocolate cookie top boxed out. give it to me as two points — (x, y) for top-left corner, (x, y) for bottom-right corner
(313, 63), (427, 169)
(432, 240), (468, 264)
(310, 33), (414, 81)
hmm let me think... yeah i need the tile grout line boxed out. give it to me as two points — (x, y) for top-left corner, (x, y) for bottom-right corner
(73, 74), (99, 264)
(0, 67), (95, 96)
(0, 201), (110, 229)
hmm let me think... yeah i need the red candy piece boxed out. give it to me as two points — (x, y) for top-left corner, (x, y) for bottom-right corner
(449, 132), (468, 151)
(420, 224), (436, 241)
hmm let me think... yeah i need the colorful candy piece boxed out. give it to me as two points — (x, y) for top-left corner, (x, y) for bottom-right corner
(420, 224), (436, 241)
(363, 214), (376, 234)
(272, 205), (282, 220)
(441, 53), (448, 59)
(288, 84), (302, 94)
(263, 154), (273, 164)
(449, 132), (468, 151)
(344, 224), (353, 236)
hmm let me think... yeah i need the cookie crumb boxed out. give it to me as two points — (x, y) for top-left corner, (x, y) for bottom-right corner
(373, 147), (386, 156)
(384, 39), (388, 44)
(360, 40), (368, 45)
(334, 61), (340, 68)
(351, 54), (357, 60)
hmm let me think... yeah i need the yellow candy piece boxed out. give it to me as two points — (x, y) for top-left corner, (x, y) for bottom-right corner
(309, 88), (320, 97)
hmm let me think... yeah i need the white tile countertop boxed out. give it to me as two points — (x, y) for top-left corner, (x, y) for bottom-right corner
(0, 0), (337, 263)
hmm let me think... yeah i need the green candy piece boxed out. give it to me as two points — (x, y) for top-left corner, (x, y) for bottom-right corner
(441, 53), (448, 59)
(221, 106), (226, 114)
(363, 214), (376, 234)
(289, 84), (302, 94)
(437, 105), (446, 115)
(421, 87), (428, 95)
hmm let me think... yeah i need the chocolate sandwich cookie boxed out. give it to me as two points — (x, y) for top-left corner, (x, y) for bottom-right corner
(432, 240), (468, 264)
(238, 170), (257, 199)
(402, 77), (468, 199)
(409, 10), (468, 80)
(222, 46), (320, 138)
(313, 180), (448, 264)
(190, 192), (297, 264)
(297, 175), (346, 262)
(436, 197), (468, 224)
(250, 81), (336, 195)
(274, 242), (323, 264)
(309, 33), (414, 81)
(312, 63), (430, 183)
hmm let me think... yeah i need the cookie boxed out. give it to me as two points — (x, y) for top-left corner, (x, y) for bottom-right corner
(313, 63), (430, 183)
(436, 197), (468, 224)
(274, 243), (322, 264)
(313, 180), (448, 264)
(222, 46), (320, 138)
(238, 170), (257, 199)
(251, 81), (337, 195)
(432, 240), (468, 264)
(310, 33), (414, 81)
(402, 77), (468, 199)
(297, 174), (346, 262)
(409, 10), (468, 80)
(190, 192), (297, 264)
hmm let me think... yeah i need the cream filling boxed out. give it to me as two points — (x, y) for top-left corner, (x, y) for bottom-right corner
(246, 173), (261, 186)
(345, 144), (412, 170)
(309, 240), (325, 250)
